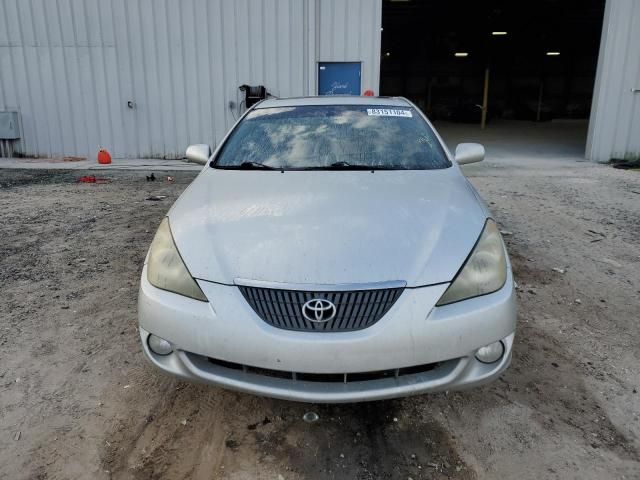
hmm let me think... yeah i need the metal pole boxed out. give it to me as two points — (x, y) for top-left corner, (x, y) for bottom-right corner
(536, 79), (544, 122)
(427, 77), (434, 114)
(481, 67), (490, 129)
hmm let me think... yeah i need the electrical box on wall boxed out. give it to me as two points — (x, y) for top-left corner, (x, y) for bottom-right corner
(0, 111), (20, 139)
(239, 85), (267, 109)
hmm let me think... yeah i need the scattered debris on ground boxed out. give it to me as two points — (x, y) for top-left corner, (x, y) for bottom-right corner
(610, 158), (640, 170)
(145, 195), (166, 201)
(77, 175), (110, 184)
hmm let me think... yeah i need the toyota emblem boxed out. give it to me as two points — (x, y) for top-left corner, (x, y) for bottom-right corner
(302, 298), (337, 323)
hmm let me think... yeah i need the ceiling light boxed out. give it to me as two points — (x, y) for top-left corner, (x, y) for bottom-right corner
(492, 31), (508, 36)
(385, 51), (391, 57)
(454, 52), (469, 57)
(546, 51), (561, 56)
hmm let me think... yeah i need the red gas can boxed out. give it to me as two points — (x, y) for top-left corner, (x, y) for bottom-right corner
(97, 148), (112, 165)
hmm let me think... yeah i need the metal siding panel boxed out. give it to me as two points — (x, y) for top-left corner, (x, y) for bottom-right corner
(151, 0), (173, 156)
(20, 0), (49, 155)
(58, 0), (76, 47)
(31, 0), (50, 46)
(92, 0), (114, 153)
(339, 0), (349, 59)
(176, 0), (191, 157)
(278, 0), (291, 96)
(367, 0), (382, 95)
(209, 0), (226, 147)
(263, 0), (278, 98)
(0, 1), (8, 48)
(127, 0), (151, 156)
(76, 0), (102, 155)
(87, 0), (115, 155)
(221, 0), (238, 130)
(103, 39), (124, 156)
(100, 0), (126, 157)
(64, 1), (91, 156)
(0, 48), (11, 111)
(169, 0), (187, 156)
(236, 0), (251, 87)
(290, 0), (305, 96)
(139, 0), (162, 157)
(78, 43), (99, 154)
(37, 0), (64, 156)
(622, 1), (640, 155)
(83, 0), (101, 46)
(0, 2), (15, 111)
(359, 0), (372, 91)
(274, 0), (283, 96)
(311, 0), (320, 95)
(2, 1), (29, 153)
(588, 0), (640, 162)
(194, 0), (214, 147)
(373, 1), (383, 95)
(181, 0), (199, 152)
(346, 0), (359, 61)
(48, 45), (71, 155)
(110, 0), (133, 158)
(115, 0), (137, 157)
(318, 0), (331, 60)
(53, 0), (80, 155)
(609, 3), (635, 158)
(249, 0), (265, 88)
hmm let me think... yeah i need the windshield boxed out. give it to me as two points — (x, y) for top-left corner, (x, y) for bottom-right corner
(212, 105), (451, 170)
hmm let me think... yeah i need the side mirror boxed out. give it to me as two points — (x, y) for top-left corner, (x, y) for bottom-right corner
(185, 144), (212, 165)
(454, 143), (485, 165)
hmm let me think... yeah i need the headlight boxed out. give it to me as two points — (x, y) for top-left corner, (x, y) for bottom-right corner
(436, 219), (507, 306)
(146, 218), (208, 301)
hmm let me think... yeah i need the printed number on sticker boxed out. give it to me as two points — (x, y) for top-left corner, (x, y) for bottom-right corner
(367, 108), (413, 118)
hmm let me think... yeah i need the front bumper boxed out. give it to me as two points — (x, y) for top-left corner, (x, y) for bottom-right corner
(138, 267), (517, 403)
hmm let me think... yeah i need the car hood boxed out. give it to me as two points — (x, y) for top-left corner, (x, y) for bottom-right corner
(168, 168), (486, 287)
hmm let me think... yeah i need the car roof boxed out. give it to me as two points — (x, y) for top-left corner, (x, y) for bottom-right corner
(255, 96), (412, 109)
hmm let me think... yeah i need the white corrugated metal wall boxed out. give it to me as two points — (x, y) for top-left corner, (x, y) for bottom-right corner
(0, 0), (381, 159)
(587, 0), (640, 162)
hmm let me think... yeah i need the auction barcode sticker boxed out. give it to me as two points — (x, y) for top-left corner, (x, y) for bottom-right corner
(366, 108), (413, 117)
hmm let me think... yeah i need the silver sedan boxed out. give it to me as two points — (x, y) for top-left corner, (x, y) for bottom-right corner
(138, 96), (517, 403)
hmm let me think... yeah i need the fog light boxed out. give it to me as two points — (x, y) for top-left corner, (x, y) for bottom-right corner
(475, 341), (504, 364)
(148, 334), (173, 356)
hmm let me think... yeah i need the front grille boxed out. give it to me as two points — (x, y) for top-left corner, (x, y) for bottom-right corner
(238, 285), (404, 332)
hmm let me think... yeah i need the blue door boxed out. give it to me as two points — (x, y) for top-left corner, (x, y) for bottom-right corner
(318, 62), (361, 95)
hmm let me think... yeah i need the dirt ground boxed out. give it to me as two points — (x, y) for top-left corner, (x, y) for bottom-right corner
(1, 132), (639, 479)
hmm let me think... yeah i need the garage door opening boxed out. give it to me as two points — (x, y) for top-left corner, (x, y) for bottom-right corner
(380, 0), (606, 160)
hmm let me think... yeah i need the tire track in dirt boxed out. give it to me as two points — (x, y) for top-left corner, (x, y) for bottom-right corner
(104, 380), (239, 480)
(102, 372), (474, 479)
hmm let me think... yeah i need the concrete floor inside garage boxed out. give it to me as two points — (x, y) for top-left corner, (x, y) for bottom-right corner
(437, 119), (589, 164)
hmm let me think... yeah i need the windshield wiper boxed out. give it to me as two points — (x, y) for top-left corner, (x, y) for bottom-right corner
(327, 161), (388, 170)
(234, 161), (277, 170)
